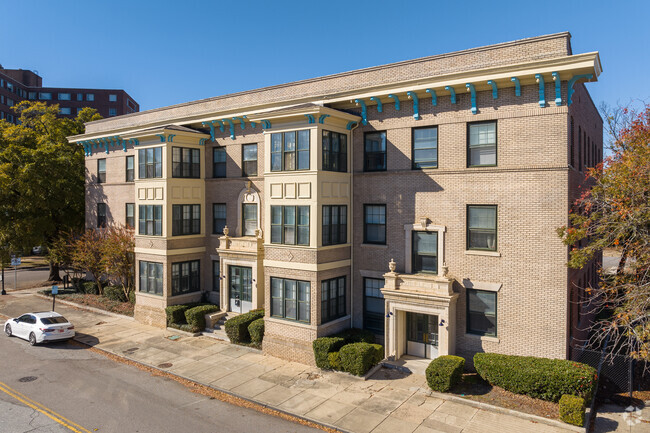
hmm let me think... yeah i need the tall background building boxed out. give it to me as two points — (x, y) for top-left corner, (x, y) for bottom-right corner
(0, 65), (139, 122)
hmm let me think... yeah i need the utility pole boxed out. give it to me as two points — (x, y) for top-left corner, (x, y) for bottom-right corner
(1, 265), (5, 295)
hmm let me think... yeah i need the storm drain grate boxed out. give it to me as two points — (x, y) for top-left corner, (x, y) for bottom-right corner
(18, 376), (37, 383)
(157, 363), (173, 369)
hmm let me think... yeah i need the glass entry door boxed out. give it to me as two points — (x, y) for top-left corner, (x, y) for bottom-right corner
(406, 312), (439, 359)
(229, 266), (253, 314)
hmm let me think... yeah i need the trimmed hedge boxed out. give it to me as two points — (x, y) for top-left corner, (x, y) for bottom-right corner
(328, 352), (342, 370)
(82, 281), (98, 295)
(313, 337), (346, 369)
(185, 305), (220, 332)
(340, 343), (379, 376)
(473, 353), (597, 402)
(248, 318), (265, 344)
(166, 304), (192, 326)
(425, 355), (465, 392)
(225, 309), (264, 344)
(559, 394), (585, 426)
(337, 328), (376, 344)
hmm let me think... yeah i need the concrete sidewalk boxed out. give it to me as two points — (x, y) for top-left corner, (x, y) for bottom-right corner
(1, 290), (582, 433)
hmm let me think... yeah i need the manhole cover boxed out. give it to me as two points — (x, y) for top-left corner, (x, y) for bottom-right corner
(166, 335), (181, 341)
(157, 363), (173, 369)
(18, 376), (37, 383)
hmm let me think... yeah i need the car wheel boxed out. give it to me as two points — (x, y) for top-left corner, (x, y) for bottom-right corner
(28, 332), (37, 346)
(4, 324), (11, 337)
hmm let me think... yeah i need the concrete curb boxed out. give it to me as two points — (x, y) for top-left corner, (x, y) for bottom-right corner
(426, 390), (586, 433)
(74, 340), (348, 433)
(33, 293), (136, 322)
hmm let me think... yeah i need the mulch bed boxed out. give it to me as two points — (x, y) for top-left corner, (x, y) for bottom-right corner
(449, 373), (560, 420)
(58, 293), (134, 317)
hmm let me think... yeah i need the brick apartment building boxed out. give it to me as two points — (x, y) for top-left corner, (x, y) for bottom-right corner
(69, 32), (602, 366)
(0, 65), (139, 123)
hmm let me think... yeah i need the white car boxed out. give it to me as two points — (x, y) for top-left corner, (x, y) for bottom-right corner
(4, 312), (75, 346)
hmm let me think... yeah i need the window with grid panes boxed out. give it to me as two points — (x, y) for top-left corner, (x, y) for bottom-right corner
(412, 127), (438, 169)
(171, 260), (200, 296)
(363, 278), (385, 334)
(412, 231), (438, 273)
(467, 205), (497, 251)
(242, 144), (257, 176)
(97, 159), (106, 183)
(213, 204), (226, 234)
(322, 205), (347, 246)
(242, 203), (257, 236)
(172, 205), (200, 236)
(468, 121), (496, 167)
(467, 289), (497, 336)
(97, 203), (107, 228)
(138, 205), (162, 236)
(364, 132), (386, 171)
(172, 147), (200, 178)
(364, 205), (386, 244)
(125, 203), (135, 228)
(321, 277), (346, 323)
(271, 206), (309, 245)
(126, 156), (134, 182)
(139, 261), (163, 295)
(271, 277), (310, 323)
(138, 148), (162, 178)
(213, 147), (226, 178)
(322, 130), (347, 172)
(270, 130), (309, 171)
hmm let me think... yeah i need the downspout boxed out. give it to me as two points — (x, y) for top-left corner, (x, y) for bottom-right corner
(349, 121), (360, 330)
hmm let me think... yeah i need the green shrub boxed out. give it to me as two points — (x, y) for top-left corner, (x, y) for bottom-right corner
(128, 290), (136, 304)
(370, 344), (384, 365)
(473, 353), (597, 402)
(165, 304), (192, 326)
(425, 356), (465, 392)
(328, 352), (342, 370)
(337, 328), (375, 344)
(82, 281), (98, 295)
(312, 337), (346, 369)
(103, 285), (127, 302)
(224, 309), (264, 344)
(559, 394), (585, 426)
(248, 318), (265, 344)
(185, 304), (220, 332)
(340, 342), (380, 376)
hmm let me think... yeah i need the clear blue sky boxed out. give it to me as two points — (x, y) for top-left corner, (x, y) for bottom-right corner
(1, 0), (648, 114)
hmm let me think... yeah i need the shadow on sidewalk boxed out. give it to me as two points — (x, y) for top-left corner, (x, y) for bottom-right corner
(72, 332), (100, 347)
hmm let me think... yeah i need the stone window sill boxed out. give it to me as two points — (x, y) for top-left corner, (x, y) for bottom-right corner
(361, 243), (388, 249)
(464, 250), (501, 257)
(465, 333), (500, 343)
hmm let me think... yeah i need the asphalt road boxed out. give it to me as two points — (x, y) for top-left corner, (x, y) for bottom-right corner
(0, 332), (317, 433)
(1, 266), (51, 290)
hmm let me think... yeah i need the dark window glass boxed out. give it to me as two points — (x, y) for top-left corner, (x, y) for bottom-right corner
(321, 277), (346, 323)
(213, 147), (226, 178)
(212, 261), (220, 293)
(138, 205), (162, 236)
(413, 127), (438, 169)
(172, 147), (200, 178)
(97, 159), (106, 183)
(322, 130), (347, 172)
(126, 203), (135, 228)
(467, 289), (497, 336)
(364, 132), (386, 171)
(97, 203), (107, 228)
(270, 130), (309, 171)
(213, 203), (226, 234)
(126, 156), (134, 182)
(467, 205), (497, 251)
(171, 260), (200, 296)
(172, 204), (201, 236)
(270, 206), (310, 245)
(271, 277), (310, 323)
(242, 144), (258, 176)
(242, 203), (257, 236)
(412, 231), (437, 273)
(364, 204), (386, 244)
(139, 261), (163, 295)
(322, 205), (347, 246)
(138, 147), (163, 179)
(363, 278), (384, 334)
(468, 122), (496, 167)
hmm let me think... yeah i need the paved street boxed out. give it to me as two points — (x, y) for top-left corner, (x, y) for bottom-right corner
(0, 314), (316, 432)
(1, 266), (51, 290)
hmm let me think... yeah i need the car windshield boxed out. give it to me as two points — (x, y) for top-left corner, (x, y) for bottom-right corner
(40, 317), (68, 325)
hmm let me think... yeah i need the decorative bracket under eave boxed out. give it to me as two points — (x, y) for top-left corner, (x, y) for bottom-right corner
(465, 84), (477, 114)
(233, 117), (246, 130)
(304, 114), (316, 124)
(318, 114), (330, 124)
(445, 86), (456, 104)
(260, 120), (272, 129)
(156, 134), (165, 143)
(425, 89), (437, 106)
(199, 138), (207, 146)
(406, 91), (421, 120)
(551, 72), (562, 106)
(534, 74), (546, 107)
(369, 97), (383, 113)
(202, 121), (215, 141)
(354, 99), (368, 125)
(510, 77), (521, 96)
(222, 118), (236, 139)
(567, 74), (594, 106)
(346, 121), (358, 130)
(243, 115), (256, 128)
(487, 80), (498, 99)
(167, 134), (176, 143)
(387, 94), (400, 111)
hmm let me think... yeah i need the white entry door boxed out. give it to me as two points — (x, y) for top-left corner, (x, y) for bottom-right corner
(229, 266), (253, 314)
(406, 312), (439, 359)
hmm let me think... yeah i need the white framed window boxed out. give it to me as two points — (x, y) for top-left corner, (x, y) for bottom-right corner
(403, 221), (446, 274)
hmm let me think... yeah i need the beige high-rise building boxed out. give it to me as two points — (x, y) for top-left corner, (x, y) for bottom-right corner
(69, 32), (603, 366)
